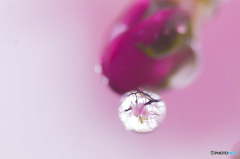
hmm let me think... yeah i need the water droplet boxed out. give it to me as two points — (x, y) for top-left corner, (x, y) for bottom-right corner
(94, 64), (102, 74)
(102, 76), (109, 85)
(118, 89), (166, 133)
(176, 23), (187, 34)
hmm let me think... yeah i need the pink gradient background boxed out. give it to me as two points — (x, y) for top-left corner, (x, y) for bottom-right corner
(0, 0), (239, 159)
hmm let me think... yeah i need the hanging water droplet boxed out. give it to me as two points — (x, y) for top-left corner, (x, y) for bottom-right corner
(94, 64), (102, 74)
(118, 89), (166, 133)
(102, 76), (109, 85)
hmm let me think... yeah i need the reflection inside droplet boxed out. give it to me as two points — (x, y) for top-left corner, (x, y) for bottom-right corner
(176, 23), (187, 34)
(118, 89), (166, 133)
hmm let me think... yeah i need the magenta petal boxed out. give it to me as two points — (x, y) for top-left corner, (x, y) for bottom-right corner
(102, 7), (197, 94)
(121, 0), (150, 29)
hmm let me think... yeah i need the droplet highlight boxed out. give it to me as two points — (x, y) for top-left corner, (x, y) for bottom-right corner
(94, 64), (102, 74)
(102, 76), (109, 85)
(176, 23), (187, 34)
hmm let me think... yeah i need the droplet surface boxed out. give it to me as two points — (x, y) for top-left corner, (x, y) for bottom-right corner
(94, 64), (102, 74)
(102, 76), (109, 85)
(118, 89), (166, 133)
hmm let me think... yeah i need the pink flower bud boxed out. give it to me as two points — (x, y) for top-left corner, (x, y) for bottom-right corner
(101, 0), (198, 94)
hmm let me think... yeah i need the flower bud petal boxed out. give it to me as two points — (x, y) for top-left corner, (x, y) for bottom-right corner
(101, 2), (198, 94)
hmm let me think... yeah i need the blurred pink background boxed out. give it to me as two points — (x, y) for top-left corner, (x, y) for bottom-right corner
(0, 0), (239, 159)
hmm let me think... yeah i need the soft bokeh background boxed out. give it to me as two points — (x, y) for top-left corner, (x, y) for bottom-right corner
(0, 0), (239, 159)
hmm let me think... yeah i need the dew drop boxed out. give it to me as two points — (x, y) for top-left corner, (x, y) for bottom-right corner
(94, 64), (102, 74)
(118, 89), (166, 133)
(102, 76), (109, 85)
